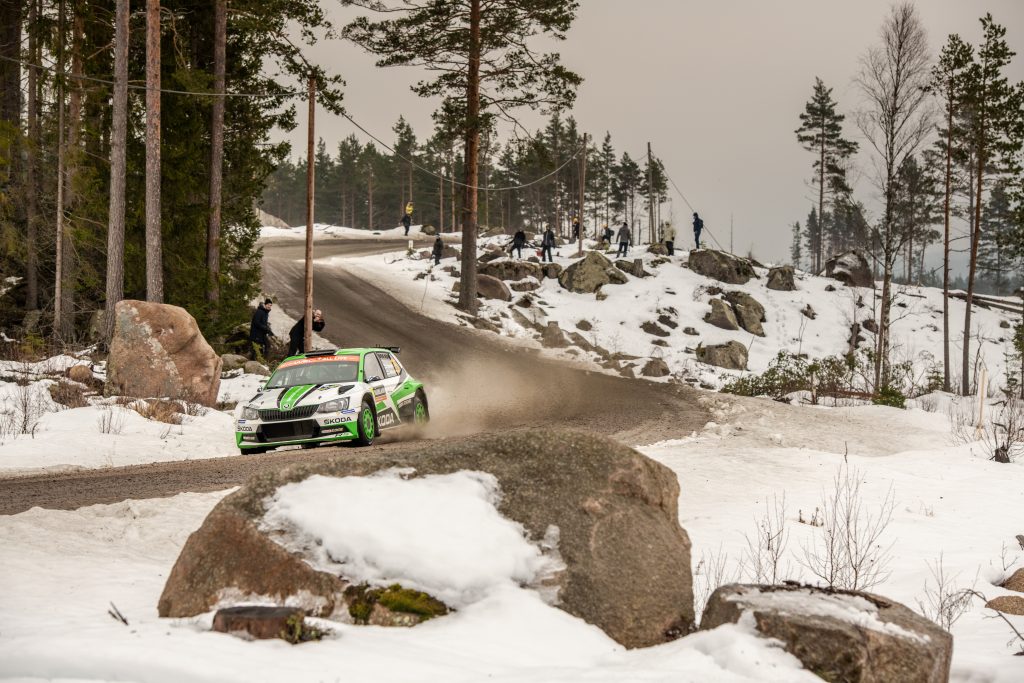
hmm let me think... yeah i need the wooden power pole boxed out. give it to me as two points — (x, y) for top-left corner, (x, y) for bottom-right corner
(577, 132), (586, 256)
(647, 142), (655, 244)
(303, 76), (315, 352)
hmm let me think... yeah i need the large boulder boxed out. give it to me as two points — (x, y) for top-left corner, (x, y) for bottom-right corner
(767, 265), (796, 291)
(704, 299), (739, 331)
(541, 263), (563, 280)
(221, 353), (248, 373)
(646, 242), (669, 256)
(616, 258), (651, 278)
(476, 274), (512, 301)
(700, 584), (953, 683)
(421, 224), (438, 236)
(641, 358), (671, 377)
(825, 251), (874, 288)
(724, 292), (766, 337)
(558, 252), (629, 294)
(158, 430), (694, 648)
(479, 259), (544, 282)
(985, 595), (1024, 615)
(1004, 567), (1024, 593)
(696, 341), (747, 370)
(107, 300), (221, 405)
(687, 250), (756, 285)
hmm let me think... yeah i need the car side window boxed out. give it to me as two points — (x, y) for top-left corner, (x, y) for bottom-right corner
(362, 353), (384, 382)
(377, 353), (398, 379)
(387, 354), (404, 378)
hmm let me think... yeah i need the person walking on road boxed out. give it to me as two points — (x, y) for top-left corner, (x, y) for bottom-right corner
(616, 221), (632, 257)
(432, 235), (444, 265)
(541, 225), (556, 263)
(288, 309), (325, 356)
(663, 221), (676, 256)
(510, 228), (527, 259)
(249, 298), (275, 360)
(692, 212), (704, 250)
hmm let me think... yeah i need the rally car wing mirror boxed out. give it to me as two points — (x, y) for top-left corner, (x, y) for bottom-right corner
(366, 375), (383, 383)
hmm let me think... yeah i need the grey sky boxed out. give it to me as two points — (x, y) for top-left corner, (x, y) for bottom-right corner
(276, 0), (1024, 270)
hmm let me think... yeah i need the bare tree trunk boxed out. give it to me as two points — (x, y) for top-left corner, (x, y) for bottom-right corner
(818, 113), (826, 273)
(367, 165), (373, 231)
(24, 0), (39, 311)
(104, 0), (129, 342)
(145, 0), (163, 302)
(438, 170), (443, 233)
(206, 0), (226, 306)
(54, 0), (67, 338)
(457, 0), (481, 314)
(963, 139), (985, 396)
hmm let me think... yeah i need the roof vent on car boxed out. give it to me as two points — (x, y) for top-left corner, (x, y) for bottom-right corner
(302, 349), (338, 357)
(372, 345), (401, 354)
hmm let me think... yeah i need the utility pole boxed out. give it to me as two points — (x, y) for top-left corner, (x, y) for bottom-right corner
(730, 213), (734, 254)
(577, 133), (586, 257)
(303, 76), (315, 352)
(647, 142), (654, 244)
(54, 0), (66, 338)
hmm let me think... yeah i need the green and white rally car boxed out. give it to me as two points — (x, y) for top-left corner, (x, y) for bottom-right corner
(235, 347), (429, 454)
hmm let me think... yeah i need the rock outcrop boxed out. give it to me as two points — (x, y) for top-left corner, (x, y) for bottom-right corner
(687, 250), (756, 285)
(700, 584), (953, 683)
(724, 292), (766, 337)
(766, 265), (796, 291)
(557, 252), (629, 294)
(696, 341), (747, 370)
(704, 299), (739, 331)
(107, 300), (221, 405)
(825, 251), (874, 288)
(158, 430), (694, 649)
(476, 274), (512, 301)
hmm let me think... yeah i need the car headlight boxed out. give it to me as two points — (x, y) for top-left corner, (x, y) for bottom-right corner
(242, 405), (259, 420)
(318, 398), (350, 413)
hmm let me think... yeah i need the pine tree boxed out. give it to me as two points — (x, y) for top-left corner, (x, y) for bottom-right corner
(790, 221), (802, 269)
(803, 207), (820, 270)
(978, 180), (1018, 294)
(343, 0), (581, 314)
(795, 77), (858, 272)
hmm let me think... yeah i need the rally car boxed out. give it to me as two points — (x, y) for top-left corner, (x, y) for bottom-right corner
(235, 347), (429, 454)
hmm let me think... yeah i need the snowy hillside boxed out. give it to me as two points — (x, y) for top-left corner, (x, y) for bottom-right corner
(342, 234), (1019, 395)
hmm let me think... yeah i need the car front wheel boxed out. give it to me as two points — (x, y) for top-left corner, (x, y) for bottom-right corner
(355, 400), (375, 446)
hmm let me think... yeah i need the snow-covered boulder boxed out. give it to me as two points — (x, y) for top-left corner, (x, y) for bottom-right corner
(696, 341), (747, 370)
(825, 250), (874, 288)
(724, 291), (766, 337)
(476, 274), (512, 301)
(158, 430), (695, 648)
(767, 265), (797, 291)
(479, 259), (543, 282)
(700, 584), (952, 683)
(107, 300), (222, 406)
(687, 250), (756, 285)
(557, 252), (628, 294)
(704, 299), (739, 331)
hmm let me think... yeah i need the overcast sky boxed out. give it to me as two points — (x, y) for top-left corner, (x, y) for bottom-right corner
(276, 0), (1024, 270)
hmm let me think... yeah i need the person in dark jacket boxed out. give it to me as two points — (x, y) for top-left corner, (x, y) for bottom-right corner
(288, 309), (326, 356)
(693, 212), (704, 250)
(510, 229), (527, 259)
(601, 225), (614, 247)
(432, 236), (444, 265)
(401, 212), (412, 236)
(249, 299), (274, 359)
(571, 218), (580, 241)
(541, 226), (556, 262)
(616, 221), (632, 257)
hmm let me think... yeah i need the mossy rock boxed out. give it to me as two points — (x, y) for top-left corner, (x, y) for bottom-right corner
(345, 583), (449, 626)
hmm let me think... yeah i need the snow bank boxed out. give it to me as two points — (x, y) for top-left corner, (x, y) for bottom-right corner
(260, 222), (430, 241)
(262, 470), (562, 608)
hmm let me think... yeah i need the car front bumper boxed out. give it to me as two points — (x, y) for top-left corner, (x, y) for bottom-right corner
(235, 412), (359, 449)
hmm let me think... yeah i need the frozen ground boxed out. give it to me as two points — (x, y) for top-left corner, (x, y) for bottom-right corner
(1, 394), (1022, 681)
(339, 234), (1018, 393)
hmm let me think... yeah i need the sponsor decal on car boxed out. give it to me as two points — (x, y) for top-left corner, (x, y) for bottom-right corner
(321, 427), (349, 435)
(377, 412), (397, 427)
(277, 355), (358, 369)
(321, 417), (346, 425)
(237, 425), (255, 432)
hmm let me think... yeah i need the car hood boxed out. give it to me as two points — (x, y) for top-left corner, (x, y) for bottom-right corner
(247, 383), (358, 411)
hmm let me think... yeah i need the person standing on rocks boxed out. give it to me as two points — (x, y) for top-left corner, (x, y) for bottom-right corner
(287, 310), (325, 356)
(249, 299), (275, 360)
(616, 221), (632, 257)
(541, 225), (557, 263)
(663, 221), (676, 256)
(692, 212), (704, 250)
(432, 235), (444, 265)
(510, 228), (527, 259)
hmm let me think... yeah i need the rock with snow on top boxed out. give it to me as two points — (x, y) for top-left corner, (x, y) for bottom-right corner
(558, 251), (628, 294)
(541, 263), (563, 280)
(696, 341), (747, 370)
(640, 321), (671, 338)
(704, 299), (739, 331)
(244, 360), (270, 376)
(687, 250), (756, 285)
(766, 265), (797, 291)
(421, 224), (438, 236)
(646, 243), (669, 256)
(221, 354), (248, 373)
(825, 250), (874, 288)
(510, 279), (541, 293)
(724, 292), (766, 337)
(641, 358), (671, 377)
(700, 584), (952, 683)
(479, 259), (544, 282)
(616, 258), (651, 278)
(801, 304), (817, 320)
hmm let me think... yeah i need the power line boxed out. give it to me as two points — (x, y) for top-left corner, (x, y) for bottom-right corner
(661, 165), (726, 252)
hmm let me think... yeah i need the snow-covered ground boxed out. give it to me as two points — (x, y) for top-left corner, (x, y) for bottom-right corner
(339, 234), (1018, 393)
(1, 396), (1021, 681)
(260, 222), (433, 242)
(0, 351), (268, 475)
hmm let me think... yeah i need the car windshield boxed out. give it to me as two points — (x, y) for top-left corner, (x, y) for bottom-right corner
(266, 356), (359, 388)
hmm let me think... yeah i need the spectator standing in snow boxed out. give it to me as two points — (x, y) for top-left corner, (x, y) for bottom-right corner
(288, 310), (325, 356)
(616, 221), (632, 257)
(692, 212), (704, 250)
(541, 225), (556, 262)
(572, 217), (580, 241)
(432, 236), (444, 265)
(249, 299), (275, 360)
(510, 228), (527, 259)
(401, 212), (412, 236)
(602, 225), (613, 247)
(663, 221), (676, 256)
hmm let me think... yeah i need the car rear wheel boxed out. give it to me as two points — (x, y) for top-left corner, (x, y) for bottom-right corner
(412, 394), (429, 425)
(355, 400), (375, 447)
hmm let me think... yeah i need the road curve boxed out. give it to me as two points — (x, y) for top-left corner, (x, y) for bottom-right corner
(0, 238), (708, 515)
